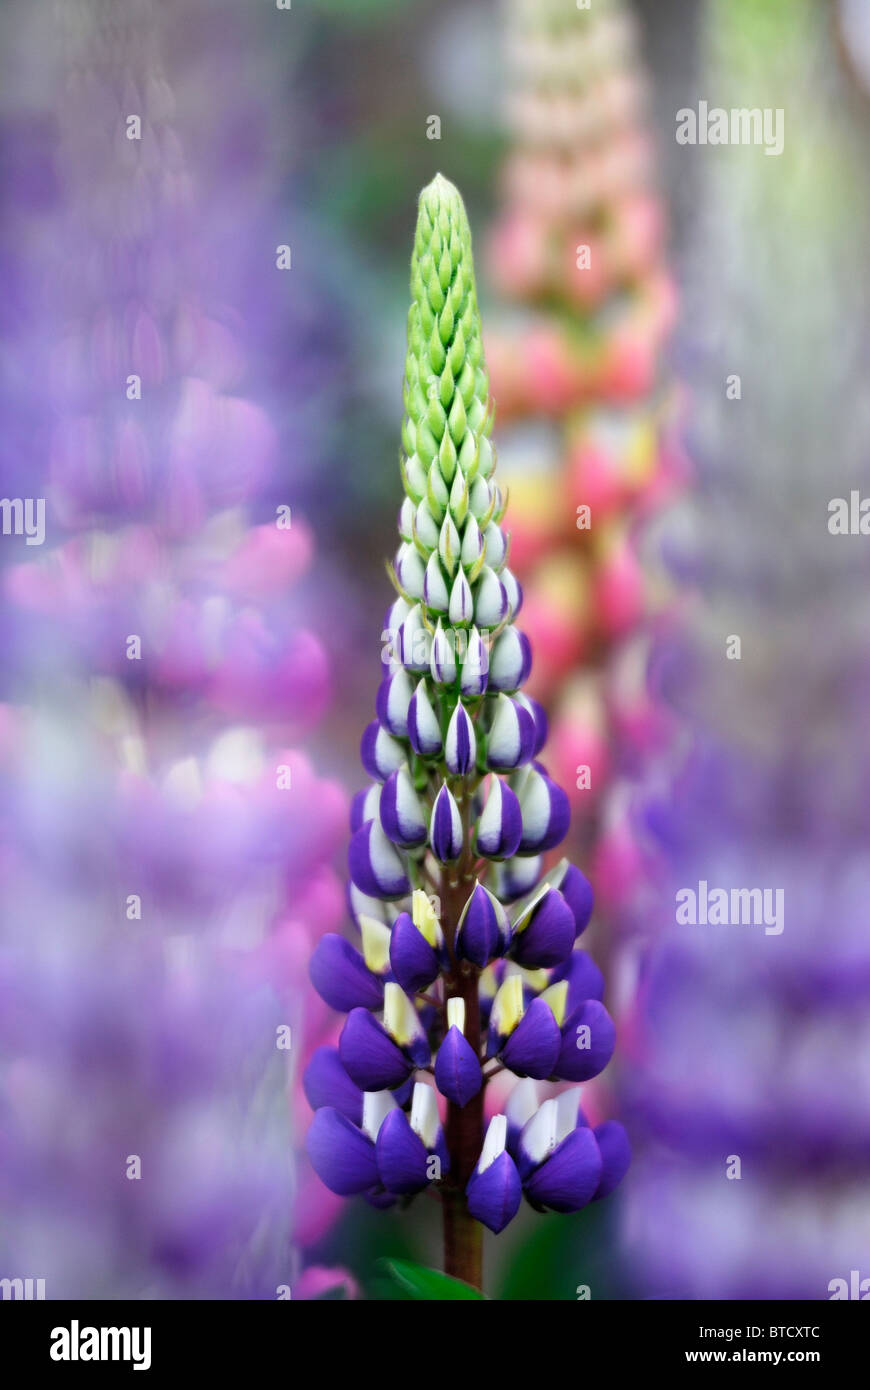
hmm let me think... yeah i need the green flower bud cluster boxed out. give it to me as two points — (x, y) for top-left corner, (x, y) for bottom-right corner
(393, 175), (518, 646)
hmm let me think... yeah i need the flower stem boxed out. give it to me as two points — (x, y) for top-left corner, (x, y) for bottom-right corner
(441, 865), (485, 1291)
(442, 1184), (483, 1289)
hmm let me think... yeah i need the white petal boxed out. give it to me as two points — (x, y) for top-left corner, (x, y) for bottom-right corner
(483, 522), (506, 569)
(412, 679), (441, 748)
(474, 566), (506, 628)
(370, 819), (407, 884)
(386, 596), (412, 631)
(477, 435), (495, 478)
(349, 883), (392, 925)
(405, 453), (428, 499)
(386, 669), (413, 734)
(520, 1097), (559, 1165)
(362, 1089), (398, 1141)
(449, 569), (473, 624)
(393, 765), (426, 838)
(401, 604), (431, 668)
(501, 568), (520, 616)
(501, 855), (543, 898)
(505, 1078), (539, 1132)
(490, 627), (525, 688)
(447, 997), (466, 1033)
(477, 775), (503, 837)
(488, 694), (521, 765)
(461, 515), (483, 567)
(415, 499), (441, 550)
(555, 1087), (582, 1139)
(469, 475), (492, 520)
(399, 496), (415, 541)
(431, 621), (457, 684)
(478, 1114), (508, 1173)
(397, 542), (425, 599)
(519, 768), (551, 842)
(424, 553), (450, 611)
(410, 1081), (440, 1149)
(375, 725), (406, 778)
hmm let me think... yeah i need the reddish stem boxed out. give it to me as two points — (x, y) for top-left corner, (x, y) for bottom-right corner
(439, 810), (485, 1291)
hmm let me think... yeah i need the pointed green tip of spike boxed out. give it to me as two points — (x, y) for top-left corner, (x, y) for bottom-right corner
(416, 175), (474, 261)
(418, 172), (466, 223)
(420, 171), (459, 203)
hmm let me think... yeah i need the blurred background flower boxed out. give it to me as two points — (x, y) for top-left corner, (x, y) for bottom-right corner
(622, 0), (870, 1300)
(482, 0), (685, 990)
(0, 0), (350, 1298)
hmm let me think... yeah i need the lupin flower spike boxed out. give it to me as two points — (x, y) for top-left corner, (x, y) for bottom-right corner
(306, 175), (628, 1292)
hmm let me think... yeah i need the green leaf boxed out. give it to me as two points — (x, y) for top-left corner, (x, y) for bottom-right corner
(378, 1258), (486, 1300)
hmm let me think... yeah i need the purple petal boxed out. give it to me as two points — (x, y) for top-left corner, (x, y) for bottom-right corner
(375, 1109), (431, 1194)
(511, 889), (576, 969)
(445, 701), (476, 776)
(435, 1025), (483, 1107)
(500, 998), (561, 1080)
(339, 1008), (414, 1090)
(305, 1107), (378, 1196)
(350, 785), (379, 833)
(348, 819), (410, 900)
(360, 719), (404, 782)
(303, 1046), (364, 1126)
(487, 696), (536, 772)
(518, 770), (571, 854)
(554, 999), (616, 1081)
(475, 777), (523, 860)
(389, 912), (441, 994)
(466, 1151), (522, 1233)
(310, 934), (385, 1013)
(393, 1074), (415, 1109)
(550, 949), (605, 1009)
(407, 685), (443, 757)
(497, 854), (543, 903)
(559, 863), (595, 937)
(430, 784), (463, 862)
(456, 883), (510, 967)
(524, 1125), (603, 1213)
(379, 768), (428, 848)
(518, 694), (547, 755)
(376, 670), (412, 737)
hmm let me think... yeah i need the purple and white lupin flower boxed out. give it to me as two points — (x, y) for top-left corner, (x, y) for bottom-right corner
(305, 175), (628, 1292)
